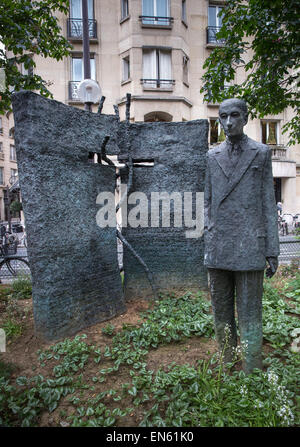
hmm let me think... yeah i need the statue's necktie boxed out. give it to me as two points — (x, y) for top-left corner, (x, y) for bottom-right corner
(229, 144), (241, 170)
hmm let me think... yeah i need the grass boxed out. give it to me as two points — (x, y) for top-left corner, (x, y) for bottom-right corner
(2, 318), (23, 340)
(10, 275), (32, 300)
(0, 271), (299, 427)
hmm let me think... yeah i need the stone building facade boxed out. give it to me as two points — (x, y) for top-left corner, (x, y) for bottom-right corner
(1, 0), (299, 219)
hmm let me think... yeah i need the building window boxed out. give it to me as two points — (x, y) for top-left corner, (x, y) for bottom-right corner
(122, 56), (130, 82)
(69, 56), (96, 100)
(0, 117), (2, 134)
(0, 168), (4, 185)
(141, 0), (171, 26)
(121, 0), (129, 20)
(70, 0), (94, 19)
(261, 121), (279, 145)
(10, 145), (17, 162)
(142, 48), (173, 89)
(182, 0), (187, 23)
(209, 118), (225, 144)
(71, 56), (96, 81)
(10, 168), (18, 184)
(183, 55), (189, 85)
(207, 4), (224, 44)
(68, 0), (96, 39)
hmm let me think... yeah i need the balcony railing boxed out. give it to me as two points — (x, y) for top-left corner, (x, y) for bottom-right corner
(69, 81), (81, 100)
(206, 26), (225, 44)
(139, 15), (174, 26)
(67, 18), (97, 39)
(141, 78), (175, 89)
(269, 144), (287, 160)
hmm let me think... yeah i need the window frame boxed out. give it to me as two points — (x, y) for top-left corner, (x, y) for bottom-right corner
(70, 54), (96, 82)
(208, 4), (224, 28)
(261, 120), (280, 145)
(182, 0), (187, 25)
(207, 3), (225, 44)
(142, 47), (174, 90)
(10, 144), (17, 162)
(70, 0), (94, 19)
(69, 54), (96, 101)
(209, 118), (224, 145)
(10, 168), (18, 184)
(0, 167), (4, 186)
(182, 54), (189, 86)
(68, 0), (96, 39)
(122, 55), (130, 83)
(141, 0), (172, 27)
(121, 0), (129, 21)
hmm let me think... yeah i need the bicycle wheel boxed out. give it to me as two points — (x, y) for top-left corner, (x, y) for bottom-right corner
(5, 257), (31, 278)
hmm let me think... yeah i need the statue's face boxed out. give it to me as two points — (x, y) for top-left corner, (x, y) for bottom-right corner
(219, 101), (247, 138)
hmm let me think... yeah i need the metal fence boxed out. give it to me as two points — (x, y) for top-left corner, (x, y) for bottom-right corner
(279, 238), (300, 264)
(0, 238), (298, 282)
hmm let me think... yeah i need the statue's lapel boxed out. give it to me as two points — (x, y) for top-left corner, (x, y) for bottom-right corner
(214, 144), (232, 179)
(220, 142), (259, 204)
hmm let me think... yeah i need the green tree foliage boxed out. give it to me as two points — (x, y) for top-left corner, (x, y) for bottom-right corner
(201, 0), (300, 145)
(0, 0), (72, 114)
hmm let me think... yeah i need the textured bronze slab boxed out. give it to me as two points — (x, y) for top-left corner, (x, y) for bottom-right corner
(12, 91), (125, 341)
(118, 120), (209, 299)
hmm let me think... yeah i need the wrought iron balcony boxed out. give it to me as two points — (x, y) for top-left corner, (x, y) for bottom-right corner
(139, 15), (174, 26)
(141, 78), (175, 89)
(206, 26), (225, 44)
(270, 144), (287, 160)
(67, 18), (97, 39)
(69, 81), (81, 100)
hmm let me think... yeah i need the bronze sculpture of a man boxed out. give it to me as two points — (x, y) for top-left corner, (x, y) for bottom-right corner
(204, 98), (280, 374)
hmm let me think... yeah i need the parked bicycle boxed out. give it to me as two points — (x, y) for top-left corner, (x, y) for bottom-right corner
(278, 215), (288, 236)
(0, 225), (30, 280)
(292, 214), (300, 233)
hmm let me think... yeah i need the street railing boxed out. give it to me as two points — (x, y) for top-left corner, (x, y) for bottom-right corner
(139, 15), (174, 26)
(141, 78), (175, 88)
(279, 239), (300, 263)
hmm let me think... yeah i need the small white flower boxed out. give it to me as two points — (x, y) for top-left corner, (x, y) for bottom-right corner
(254, 399), (263, 409)
(267, 371), (279, 385)
(240, 385), (248, 396)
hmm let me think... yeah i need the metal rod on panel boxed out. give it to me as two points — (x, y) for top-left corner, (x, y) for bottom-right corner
(82, 0), (91, 111)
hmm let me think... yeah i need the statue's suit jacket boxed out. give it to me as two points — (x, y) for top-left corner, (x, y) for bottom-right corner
(204, 136), (280, 271)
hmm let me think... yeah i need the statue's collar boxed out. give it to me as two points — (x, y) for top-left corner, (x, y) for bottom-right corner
(225, 134), (248, 152)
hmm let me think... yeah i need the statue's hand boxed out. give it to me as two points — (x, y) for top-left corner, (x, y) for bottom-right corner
(266, 256), (278, 278)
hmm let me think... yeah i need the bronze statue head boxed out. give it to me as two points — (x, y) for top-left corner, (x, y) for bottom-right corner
(219, 98), (248, 139)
